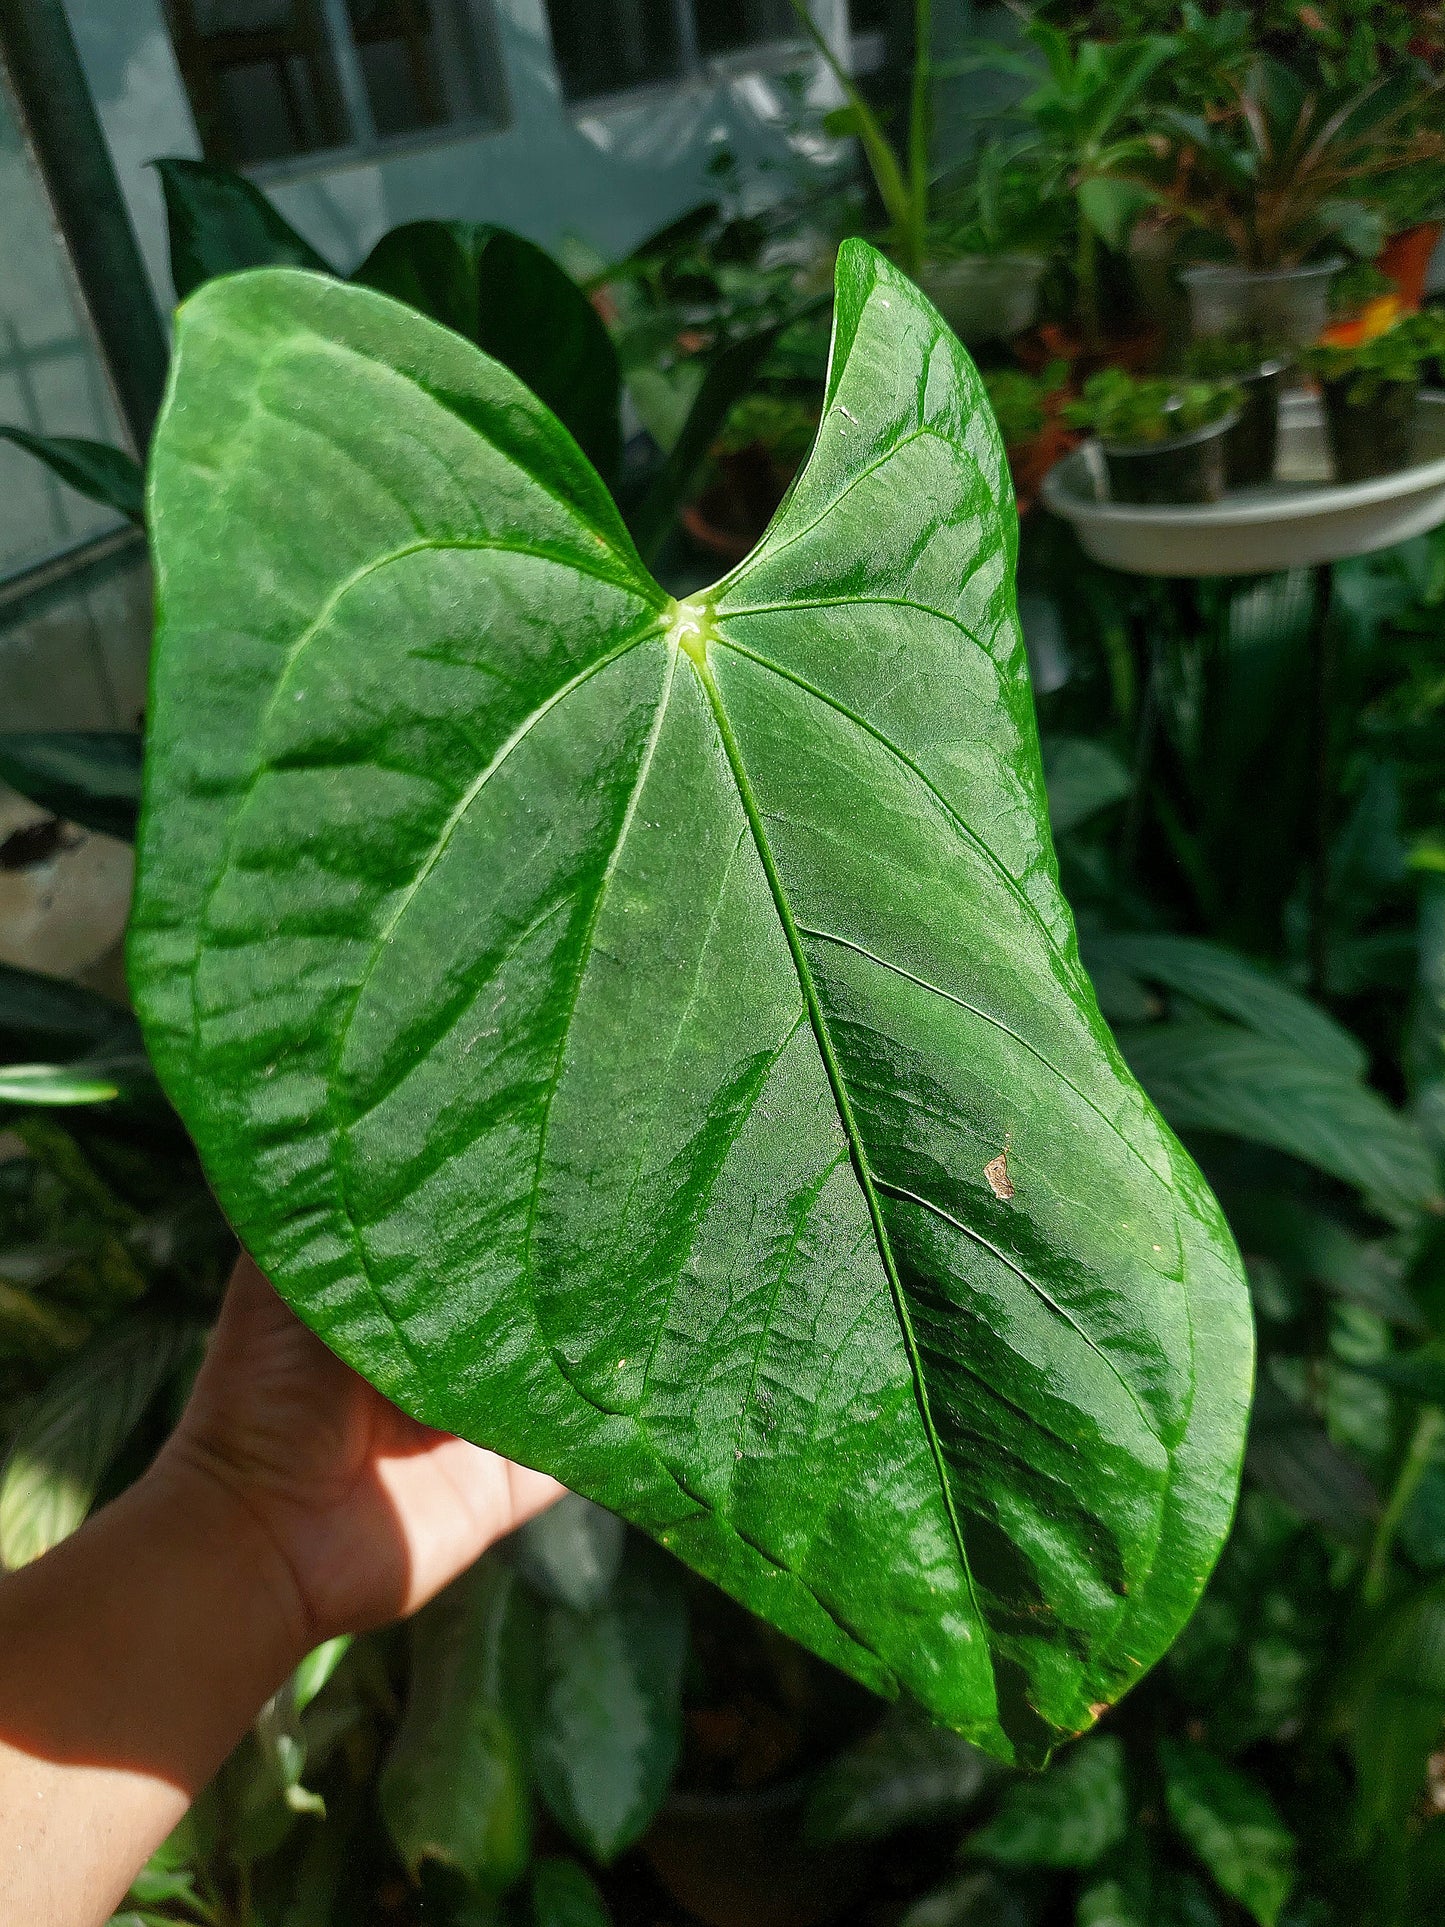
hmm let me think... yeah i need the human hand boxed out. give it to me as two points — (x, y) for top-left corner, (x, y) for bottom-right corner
(154, 1253), (562, 1652)
(0, 1254), (561, 1923)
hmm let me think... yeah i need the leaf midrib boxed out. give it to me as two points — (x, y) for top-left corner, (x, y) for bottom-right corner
(685, 640), (986, 1636)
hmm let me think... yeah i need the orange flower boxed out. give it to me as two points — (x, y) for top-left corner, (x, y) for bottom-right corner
(1318, 293), (1405, 349)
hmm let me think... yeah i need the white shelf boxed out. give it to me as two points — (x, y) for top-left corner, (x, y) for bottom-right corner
(1041, 390), (1445, 577)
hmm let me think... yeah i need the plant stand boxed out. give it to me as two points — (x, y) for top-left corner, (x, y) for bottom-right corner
(1040, 391), (1445, 993)
(1041, 390), (1445, 577)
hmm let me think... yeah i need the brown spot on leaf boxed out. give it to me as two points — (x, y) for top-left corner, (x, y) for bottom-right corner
(984, 1151), (1014, 1201)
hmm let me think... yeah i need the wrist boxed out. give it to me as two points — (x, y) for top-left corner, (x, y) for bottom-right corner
(140, 1442), (315, 1679)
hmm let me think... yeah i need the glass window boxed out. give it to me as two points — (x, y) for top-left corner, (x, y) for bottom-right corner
(345, 0), (495, 138)
(162, 0), (351, 166)
(544, 0), (683, 102)
(0, 69), (132, 582)
(695, 0), (795, 58)
(163, 0), (503, 166)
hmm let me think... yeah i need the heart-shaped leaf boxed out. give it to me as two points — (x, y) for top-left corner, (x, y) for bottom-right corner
(128, 241), (1253, 1763)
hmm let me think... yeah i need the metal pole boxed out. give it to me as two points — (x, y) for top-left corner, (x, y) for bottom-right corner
(0, 0), (170, 452)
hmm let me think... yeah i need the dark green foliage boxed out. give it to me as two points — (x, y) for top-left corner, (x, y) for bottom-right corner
(1301, 310), (1445, 404)
(1064, 369), (1242, 444)
(155, 157), (333, 300)
(0, 429), (144, 523)
(354, 223), (622, 480)
(0, 732), (142, 841)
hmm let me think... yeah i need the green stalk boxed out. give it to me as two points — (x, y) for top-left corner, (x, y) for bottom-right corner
(786, 0), (915, 263)
(1076, 200), (1101, 350)
(904, 0), (934, 277)
(1363, 1405), (1445, 1610)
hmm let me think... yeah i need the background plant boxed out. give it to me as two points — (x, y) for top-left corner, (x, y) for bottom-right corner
(5, 10), (1445, 1926)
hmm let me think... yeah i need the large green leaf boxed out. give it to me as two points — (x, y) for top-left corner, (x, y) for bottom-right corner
(128, 242), (1253, 1762)
(353, 222), (621, 480)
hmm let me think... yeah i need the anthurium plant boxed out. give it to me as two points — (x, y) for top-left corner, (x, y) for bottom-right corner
(125, 240), (1252, 1766)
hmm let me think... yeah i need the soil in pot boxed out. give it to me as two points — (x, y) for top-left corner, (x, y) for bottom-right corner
(1223, 363), (1285, 487)
(1101, 413), (1236, 505)
(1320, 376), (1419, 482)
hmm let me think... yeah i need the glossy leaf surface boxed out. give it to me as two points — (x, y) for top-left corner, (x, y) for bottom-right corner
(130, 243), (1253, 1761)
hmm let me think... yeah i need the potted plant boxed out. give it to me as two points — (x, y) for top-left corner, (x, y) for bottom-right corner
(1185, 333), (1291, 487)
(1064, 367), (1243, 503)
(919, 146), (1064, 344)
(681, 390), (820, 563)
(1300, 307), (1445, 481)
(1159, 56), (1442, 343)
(956, 20), (1177, 349)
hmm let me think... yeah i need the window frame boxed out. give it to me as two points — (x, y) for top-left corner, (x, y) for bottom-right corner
(0, 0), (161, 598)
(169, 0), (513, 187)
(545, 0), (881, 113)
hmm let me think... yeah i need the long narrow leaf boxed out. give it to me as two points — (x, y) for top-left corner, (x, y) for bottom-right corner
(1121, 1020), (1441, 1225)
(0, 732), (143, 841)
(0, 430), (144, 523)
(0, 1315), (196, 1566)
(1092, 935), (1366, 1078)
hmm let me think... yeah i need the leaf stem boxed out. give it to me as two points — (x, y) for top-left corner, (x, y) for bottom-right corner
(1363, 1404), (1445, 1609)
(786, 0), (916, 265)
(906, 0), (934, 277)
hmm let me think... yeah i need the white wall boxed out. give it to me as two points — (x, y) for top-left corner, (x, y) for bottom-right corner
(61, 0), (855, 302)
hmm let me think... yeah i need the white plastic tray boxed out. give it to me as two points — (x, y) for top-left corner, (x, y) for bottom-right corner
(1040, 390), (1445, 577)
